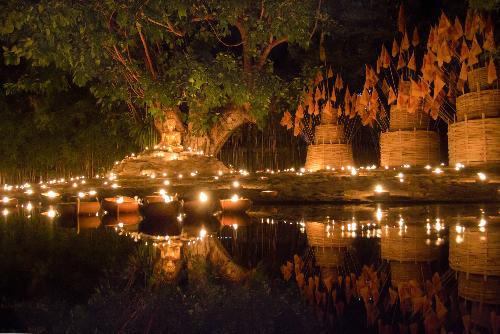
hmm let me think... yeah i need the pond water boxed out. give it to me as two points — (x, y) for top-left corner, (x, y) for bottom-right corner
(2, 199), (499, 332)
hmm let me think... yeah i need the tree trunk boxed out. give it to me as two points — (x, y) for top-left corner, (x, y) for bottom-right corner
(184, 105), (256, 156)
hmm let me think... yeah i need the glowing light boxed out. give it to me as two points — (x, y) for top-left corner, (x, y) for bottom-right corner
(199, 228), (207, 239)
(374, 184), (384, 193)
(199, 192), (208, 203)
(233, 224), (238, 230)
(300, 168), (305, 173)
(477, 172), (487, 181)
(425, 165), (431, 170)
(2, 197), (9, 204)
(232, 181), (240, 188)
(116, 196), (124, 204)
(25, 189), (34, 195)
(47, 209), (56, 218)
(164, 180), (170, 186)
(89, 190), (97, 196)
(479, 218), (487, 227)
(26, 202), (33, 211)
(178, 174), (183, 179)
(231, 194), (239, 202)
(2, 208), (8, 216)
(159, 189), (167, 195)
(218, 170), (223, 176)
(118, 222), (124, 228)
(351, 168), (357, 176)
(43, 190), (59, 198)
(376, 208), (382, 221)
(455, 225), (464, 233)
(455, 235), (464, 244)
(111, 183), (119, 189)
(433, 168), (443, 174)
(78, 192), (85, 198)
(162, 195), (172, 203)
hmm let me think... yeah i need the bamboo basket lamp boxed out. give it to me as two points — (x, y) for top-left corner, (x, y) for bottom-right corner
(449, 227), (500, 277)
(390, 261), (432, 288)
(314, 246), (347, 268)
(468, 67), (500, 92)
(305, 222), (353, 248)
(380, 130), (440, 167)
(389, 104), (431, 131)
(448, 116), (500, 165)
(381, 225), (440, 262)
(458, 272), (500, 305)
(456, 89), (500, 122)
(304, 143), (354, 171)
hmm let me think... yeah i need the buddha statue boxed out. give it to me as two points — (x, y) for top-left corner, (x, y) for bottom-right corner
(155, 111), (184, 152)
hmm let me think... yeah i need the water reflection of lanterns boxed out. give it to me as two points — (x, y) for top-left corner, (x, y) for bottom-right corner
(142, 193), (181, 220)
(102, 196), (139, 215)
(220, 213), (251, 227)
(1, 196), (18, 207)
(220, 195), (252, 213)
(183, 192), (216, 217)
(306, 222), (353, 279)
(381, 221), (441, 288)
(450, 220), (500, 330)
(77, 215), (101, 230)
(57, 195), (101, 217)
(102, 213), (141, 227)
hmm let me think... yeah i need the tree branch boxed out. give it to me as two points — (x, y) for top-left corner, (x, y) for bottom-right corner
(234, 20), (252, 73)
(256, 36), (288, 70)
(143, 16), (185, 37)
(136, 22), (157, 80)
(308, 0), (322, 40)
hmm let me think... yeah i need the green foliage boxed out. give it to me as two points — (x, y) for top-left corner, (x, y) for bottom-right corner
(469, 0), (500, 10)
(0, 0), (329, 133)
(0, 75), (140, 182)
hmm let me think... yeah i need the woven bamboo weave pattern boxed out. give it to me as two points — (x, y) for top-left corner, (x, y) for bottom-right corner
(305, 222), (353, 248)
(390, 262), (432, 288)
(305, 144), (354, 171)
(381, 226), (440, 262)
(456, 90), (500, 121)
(314, 124), (345, 144)
(448, 117), (500, 165)
(314, 247), (346, 267)
(449, 228), (500, 276)
(389, 104), (431, 131)
(468, 67), (499, 92)
(380, 130), (440, 167)
(458, 273), (500, 304)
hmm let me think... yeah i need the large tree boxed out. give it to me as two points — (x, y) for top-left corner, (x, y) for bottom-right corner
(1, 0), (328, 154)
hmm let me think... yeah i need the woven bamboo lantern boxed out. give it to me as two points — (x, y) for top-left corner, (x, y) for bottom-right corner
(304, 113), (354, 170)
(456, 90), (500, 122)
(381, 224), (440, 262)
(390, 261), (432, 288)
(305, 222), (354, 248)
(314, 246), (347, 268)
(448, 113), (500, 166)
(380, 130), (440, 167)
(380, 81), (440, 167)
(381, 223), (441, 287)
(468, 67), (500, 92)
(449, 226), (500, 277)
(389, 104), (431, 131)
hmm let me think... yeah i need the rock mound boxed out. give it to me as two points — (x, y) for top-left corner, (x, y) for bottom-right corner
(110, 149), (229, 178)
